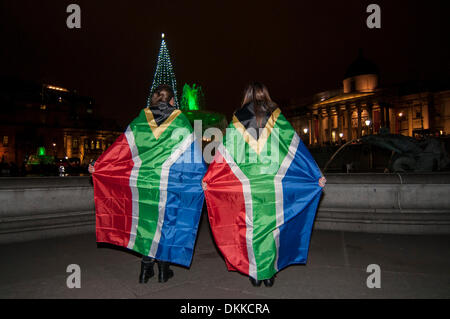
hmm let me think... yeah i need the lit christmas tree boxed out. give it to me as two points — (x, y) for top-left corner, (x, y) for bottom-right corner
(147, 33), (179, 107)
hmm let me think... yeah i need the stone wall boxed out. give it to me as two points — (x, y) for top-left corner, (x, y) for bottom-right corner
(0, 177), (94, 244)
(0, 174), (449, 244)
(316, 173), (450, 234)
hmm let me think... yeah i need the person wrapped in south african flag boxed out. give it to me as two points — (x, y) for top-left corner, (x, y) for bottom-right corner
(90, 84), (206, 284)
(202, 82), (326, 287)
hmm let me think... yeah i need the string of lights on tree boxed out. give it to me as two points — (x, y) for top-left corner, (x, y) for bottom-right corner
(144, 33), (226, 131)
(147, 33), (179, 107)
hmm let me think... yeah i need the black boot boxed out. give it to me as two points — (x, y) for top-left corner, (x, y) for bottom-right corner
(263, 276), (275, 287)
(157, 261), (174, 283)
(139, 257), (155, 284)
(249, 277), (262, 287)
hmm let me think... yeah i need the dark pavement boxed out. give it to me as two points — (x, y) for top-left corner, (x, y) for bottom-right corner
(0, 213), (449, 299)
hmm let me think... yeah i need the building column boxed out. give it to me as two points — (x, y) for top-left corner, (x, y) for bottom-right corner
(381, 102), (391, 132)
(337, 105), (342, 140)
(408, 105), (413, 136)
(318, 108), (323, 146)
(346, 104), (352, 141)
(327, 107), (332, 143)
(66, 134), (72, 158)
(308, 115), (313, 145)
(426, 93), (433, 130)
(80, 137), (86, 163)
(357, 104), (362, 138)
(366, 101), (373, 134)
(380, 104), (385, 128)
(314, 115), (319, 145)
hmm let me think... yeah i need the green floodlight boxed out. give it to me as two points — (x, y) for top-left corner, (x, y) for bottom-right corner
(38, 147), (46, 156)
(181, 83), (204, 111)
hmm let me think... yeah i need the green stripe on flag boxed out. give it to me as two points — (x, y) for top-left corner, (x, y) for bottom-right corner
(129, 109), (193, 256)
(224, 113), (295, 279)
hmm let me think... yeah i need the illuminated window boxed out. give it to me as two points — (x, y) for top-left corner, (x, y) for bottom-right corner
(73, 138), (79, 149)
(96, 140), (100, 149)
(40, 105), (47, 110)
(2, 136), (8, 147)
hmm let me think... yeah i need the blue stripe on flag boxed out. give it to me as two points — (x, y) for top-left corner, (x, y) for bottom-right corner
(277, 142), (323, 270)
(155, 139), (206, 267)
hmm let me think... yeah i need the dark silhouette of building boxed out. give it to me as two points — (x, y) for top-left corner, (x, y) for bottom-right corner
(0, 78), (122, 170)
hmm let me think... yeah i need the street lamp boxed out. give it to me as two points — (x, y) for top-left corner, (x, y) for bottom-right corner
(303, 128), (308, 134)
(364, 120), (372, 135)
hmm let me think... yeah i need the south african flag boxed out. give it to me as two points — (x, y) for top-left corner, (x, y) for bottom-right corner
(93, 108), (206, 267)
(203, 108), (323, 280)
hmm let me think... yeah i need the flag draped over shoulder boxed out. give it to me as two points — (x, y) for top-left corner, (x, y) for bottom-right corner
(93, 108), (206, 267)
(203, 108), (323, 280)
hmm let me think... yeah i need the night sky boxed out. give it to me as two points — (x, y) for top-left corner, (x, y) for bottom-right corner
(1, 0), (449, 127)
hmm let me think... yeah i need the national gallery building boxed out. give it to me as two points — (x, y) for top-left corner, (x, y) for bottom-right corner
(285, 52), (450, 146)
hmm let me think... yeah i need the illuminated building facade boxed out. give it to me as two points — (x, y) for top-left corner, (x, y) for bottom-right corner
(0, 78), (122, 166)
(285, 51), (450, 146)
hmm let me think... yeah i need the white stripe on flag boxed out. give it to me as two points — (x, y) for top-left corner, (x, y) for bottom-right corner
(148, 132), (195, 257)
(218, 144), (257, 280)
(273, 133), (300, 271)
(125, 125), (142, 250)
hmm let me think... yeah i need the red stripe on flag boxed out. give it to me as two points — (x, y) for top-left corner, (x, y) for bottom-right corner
(203, 151), (249, 275)
(93, 133), (134, 248)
